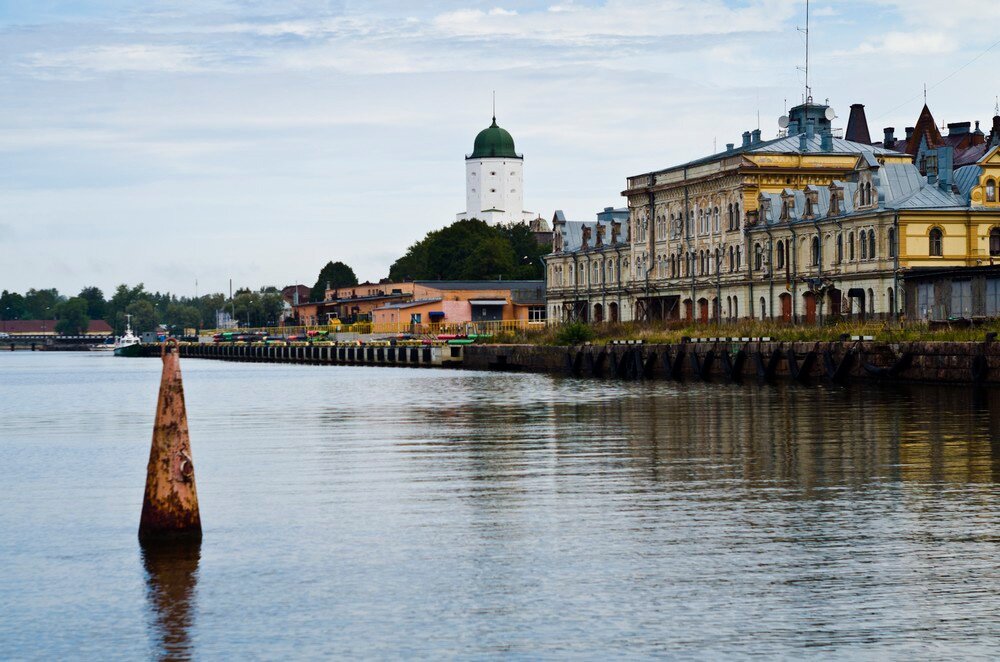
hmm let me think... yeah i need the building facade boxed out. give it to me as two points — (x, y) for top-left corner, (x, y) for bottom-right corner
(545, 101), (1000, 324)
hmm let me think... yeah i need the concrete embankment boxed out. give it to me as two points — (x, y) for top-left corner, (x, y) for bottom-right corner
(158, 339), (1000, 385)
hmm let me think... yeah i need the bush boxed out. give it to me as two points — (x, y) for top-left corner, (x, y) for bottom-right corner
(555, 322), (596, 345)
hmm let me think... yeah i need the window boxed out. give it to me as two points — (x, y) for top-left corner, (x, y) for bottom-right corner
(848, 232), (855, 261)
(729, 246), (735, 272)
(986, 279), (1000, 316)
(727, 204), (734, 231)
(410, 313), (422, 324)
(754, 243), (763, 271)
(777, 241), (785, 269)
(929, 227), (943, 256)
(860, 231), (868, 260)
(951, 280), (972, 318)
(868, 230), (876, 260)
(759, 297), (767, 318)
(734, 203), (740, 229)
(528, 305), (546, 322)
(811, 236), (820, 266)
(836, 233), (843, 263)
(888, 228), (896, 258)
(736, 246), (742, 271)
(490, 171), (496, 176)
(733, 296), (738, 318)
(990, 228), (1000, 256)
(988, 179), (997, 202)
(917, 282), (935, 319)
(713, 207), (720, 233)
(868, 288), (876, 315)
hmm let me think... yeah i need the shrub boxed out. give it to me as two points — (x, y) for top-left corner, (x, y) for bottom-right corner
(555, 322), (596, 345)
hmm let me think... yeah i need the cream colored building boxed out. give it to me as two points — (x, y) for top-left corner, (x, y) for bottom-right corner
(545, 101), (1000, 324)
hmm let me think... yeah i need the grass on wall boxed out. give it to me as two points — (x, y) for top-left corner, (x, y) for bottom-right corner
(491, 319), (1000, 346)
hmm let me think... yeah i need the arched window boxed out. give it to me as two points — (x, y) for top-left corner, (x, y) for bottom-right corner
(736, 246), (742, 271)
(836, 233), (843, 263)
(777, 241), (785, 269)
(759, 297), (767, 318)
(733, 296), (738, 318)
(860, 231), (868, 260)
(734, 203), (740, 229)
(990, 228), (1000, 256)
(727, 203), (734, 231)
(868, 229), (876, 260)
(729, 246), (735, 272)
(929, 227), (943, 256)
(754, 243), (763, 271)
(888, 227), (896, 258)
(713, 207), (720, 233)
(867, 287), (875, 315)
(715, 247), (721, 273)
(811, 236), (820, 266)
(848, 232), (855, 261)
(987, 178), (997, 202)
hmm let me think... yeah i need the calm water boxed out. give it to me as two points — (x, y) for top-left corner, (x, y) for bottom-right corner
(1, 352), (999, 659)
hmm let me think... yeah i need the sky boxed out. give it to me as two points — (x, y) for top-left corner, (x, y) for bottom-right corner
(2, 0), (999, 297)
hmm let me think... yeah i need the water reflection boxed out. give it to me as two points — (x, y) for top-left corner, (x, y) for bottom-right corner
(141, 541), (200, 660)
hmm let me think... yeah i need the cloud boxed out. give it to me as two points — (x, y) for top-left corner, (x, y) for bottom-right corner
(847, 31), (956, 56)
(22, 44), (210, 78)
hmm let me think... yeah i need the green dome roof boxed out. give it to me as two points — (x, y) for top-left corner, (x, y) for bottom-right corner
(468, 117), (521, 159)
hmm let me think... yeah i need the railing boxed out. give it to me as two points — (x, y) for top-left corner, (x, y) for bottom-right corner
(199, 319), (549, 338)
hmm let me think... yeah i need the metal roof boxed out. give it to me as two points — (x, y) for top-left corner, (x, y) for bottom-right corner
(374, 298), (442, 310)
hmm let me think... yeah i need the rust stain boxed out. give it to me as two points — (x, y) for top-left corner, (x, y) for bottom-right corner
(139, 339), (202, 542)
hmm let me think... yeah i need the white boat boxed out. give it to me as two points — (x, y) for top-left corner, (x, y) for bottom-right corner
(90, 337), (116, 352)
(113, 315), (142, 357)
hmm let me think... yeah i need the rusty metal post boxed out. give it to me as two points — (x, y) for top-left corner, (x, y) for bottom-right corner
(139, 339), (202, 542)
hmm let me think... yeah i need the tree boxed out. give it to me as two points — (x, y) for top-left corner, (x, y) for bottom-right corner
(55, 298), (90, 335)
(24, 288), (63, 319)
(388, 219), (545, 281)
(78, 286), (106, 320)
(125, 300), (158, 334)
(0, 290), (27, 320)
(310, 261), (358, 302)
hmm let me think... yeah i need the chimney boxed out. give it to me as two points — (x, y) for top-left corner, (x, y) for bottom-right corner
(905, 126), (915, 141)
(821, 130), (833, 152)
(845, 103), (872, 144)
(726, 142), (734, 152)
(742, 131), (752, 148)
(806, 120), (815, 139)
(751, 129), (762, 145)
(595, 223), (606, 247)
(611, 221), (621, 244)
(799, 131), (808, 152)
(937, 147), (954, 191)
(883, 127), (895, 148)
(947, 121), (971, 136)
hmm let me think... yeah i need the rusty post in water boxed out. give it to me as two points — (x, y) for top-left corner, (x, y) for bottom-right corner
(139, 339), (202, 542)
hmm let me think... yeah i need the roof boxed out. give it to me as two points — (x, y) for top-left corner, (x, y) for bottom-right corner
(468, 299), (507, 305)
(468, 117), (520, 160)
(905, 104), (943, 155)
(374, 298), (442, 311)
(0, 319), (112, 334)
(414, 280), (543, 290)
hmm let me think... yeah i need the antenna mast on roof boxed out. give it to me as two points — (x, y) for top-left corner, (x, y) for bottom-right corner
(492, 90), (496, 122)
(797, 0), (811, 103)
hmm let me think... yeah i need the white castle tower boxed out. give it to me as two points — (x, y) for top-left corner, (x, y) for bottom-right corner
(457, 114), (535, 225)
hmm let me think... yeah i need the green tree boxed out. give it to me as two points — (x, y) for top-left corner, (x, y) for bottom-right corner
(125, 300), (158, 334)
(55, 297), (90, 335)
(24, 288), (63, 319)
(310, 261), (358, 302)
(107, 283), (148, 333)
(0, 290), (27, 320)
(78, 286), (106, 320)
(165, 303), (201, 331)
(388, 218), (546, 281)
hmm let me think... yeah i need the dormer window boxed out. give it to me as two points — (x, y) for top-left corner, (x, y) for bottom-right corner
(925, 153), (938, 179)
(829, 185), (843, 215)
(805, 191), (819, 219)
(987, 178), (997, 202)
(779, 196), (794, 221)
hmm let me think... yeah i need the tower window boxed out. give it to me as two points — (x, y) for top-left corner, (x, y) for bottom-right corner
(490, 188), (496, 193)
(490, 171), (496, 176)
